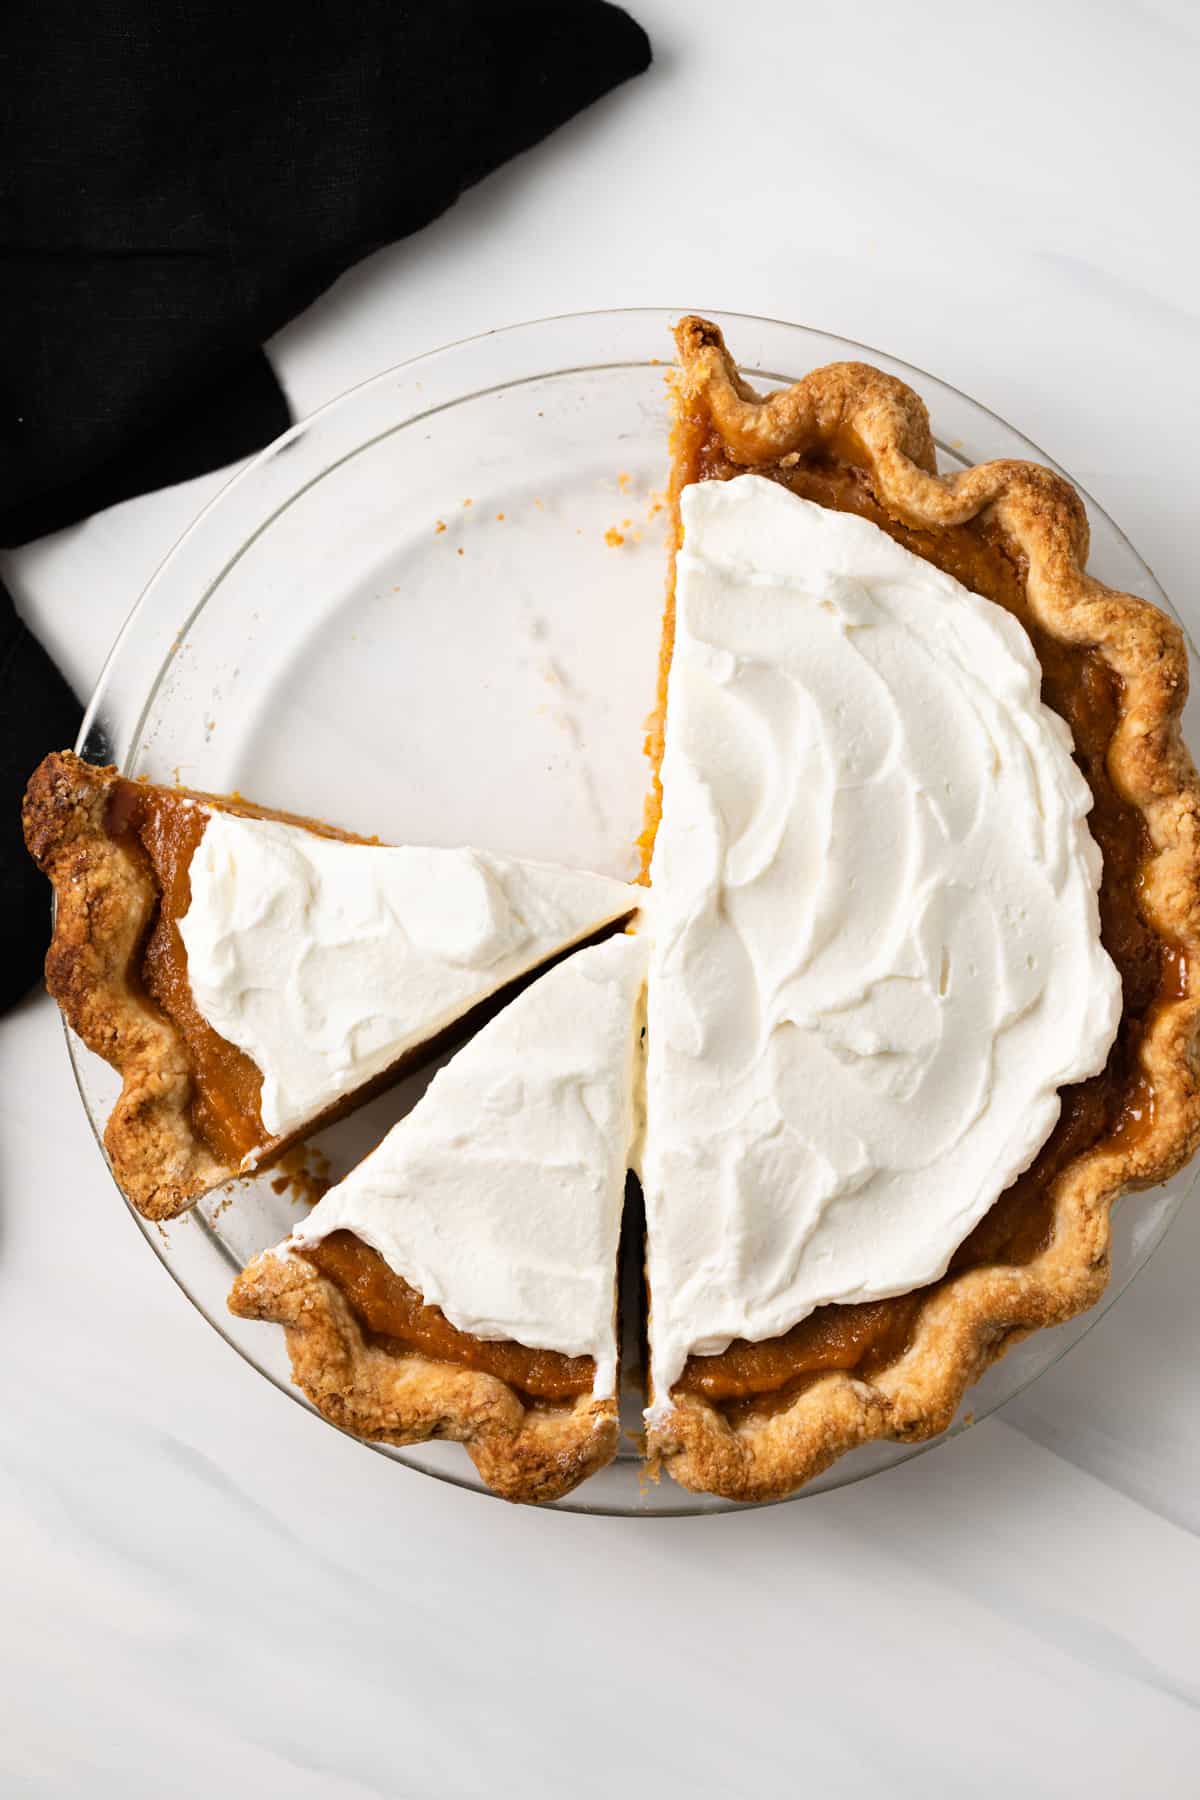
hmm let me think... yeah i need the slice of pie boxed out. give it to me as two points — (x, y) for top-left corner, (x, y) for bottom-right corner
(23, 752), (638, 1221)
(229, 931), (648, 1504)
(639, 317), (1200, 1502)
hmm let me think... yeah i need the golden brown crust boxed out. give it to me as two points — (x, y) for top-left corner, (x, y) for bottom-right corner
(228, 1252), (620, 1504)
(22, 751), (234, 1219)
(647, 317), (1200, 1503)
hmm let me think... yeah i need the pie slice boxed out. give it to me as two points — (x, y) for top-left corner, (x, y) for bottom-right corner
(23, 752), (638, 1221)
(639, 317), (1200, 1502)
(228, 931), (648, 1504)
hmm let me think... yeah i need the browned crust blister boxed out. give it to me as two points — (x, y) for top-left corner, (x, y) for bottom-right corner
(228, 1252), (620, 1504)
(22, 751), (234, 1220)
(647, 317), (1200, 1503)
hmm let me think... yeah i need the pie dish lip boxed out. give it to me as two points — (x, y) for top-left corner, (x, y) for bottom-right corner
(76, 304), (1188, 775)
(56, 306), (1200, 1515)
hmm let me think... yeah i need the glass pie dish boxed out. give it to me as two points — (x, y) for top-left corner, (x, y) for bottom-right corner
(68, 308), (1200, 1514)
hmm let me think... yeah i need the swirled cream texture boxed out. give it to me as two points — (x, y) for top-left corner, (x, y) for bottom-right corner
(641, 475), (1122, 1406)
(178, 813), (638, 1143)
(289, 933), (648, 1396)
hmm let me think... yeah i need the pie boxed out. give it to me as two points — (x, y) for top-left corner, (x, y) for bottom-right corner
(24, 316), (1200, 1511)
(228, 932), (646, 1504)
(638, 317), (1200, 1501)
(22, 752), (637, 1221)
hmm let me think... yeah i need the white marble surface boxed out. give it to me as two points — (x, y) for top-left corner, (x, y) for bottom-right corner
(4, 2), (1200, 1792)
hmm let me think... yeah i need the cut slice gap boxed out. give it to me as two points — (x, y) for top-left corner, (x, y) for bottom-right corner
(24, 751), (638, 1220)
(229, 931), (648, 1504)
(615, 1172), (649, 1456)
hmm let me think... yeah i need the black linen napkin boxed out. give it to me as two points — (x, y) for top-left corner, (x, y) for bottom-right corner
(1, 586), (84, 1012)
(1, 0), (650, 1007)
(1, 0), (650, 545)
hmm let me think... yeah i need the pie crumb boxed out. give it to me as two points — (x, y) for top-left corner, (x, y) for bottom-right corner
(270, 1144), (333, 1209)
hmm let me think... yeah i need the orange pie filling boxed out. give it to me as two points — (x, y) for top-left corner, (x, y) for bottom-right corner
(649, 413), (1184, 1412)
(300, 1233), (595, 1402)
(105, 779), (368, 1167)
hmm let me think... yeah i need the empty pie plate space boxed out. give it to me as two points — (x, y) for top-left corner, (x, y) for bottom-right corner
(69, 308), (1200, 1515)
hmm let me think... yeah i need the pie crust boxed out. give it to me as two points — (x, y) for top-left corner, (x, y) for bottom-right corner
(228, 1250), (619, 1504)
(643, 317), (1200, 1502)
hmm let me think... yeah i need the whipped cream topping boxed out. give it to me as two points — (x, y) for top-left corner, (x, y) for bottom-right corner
(641, 475), (1122, 1407)
(178, 812), (638, 1144)
(289, 932), (648, 1395)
